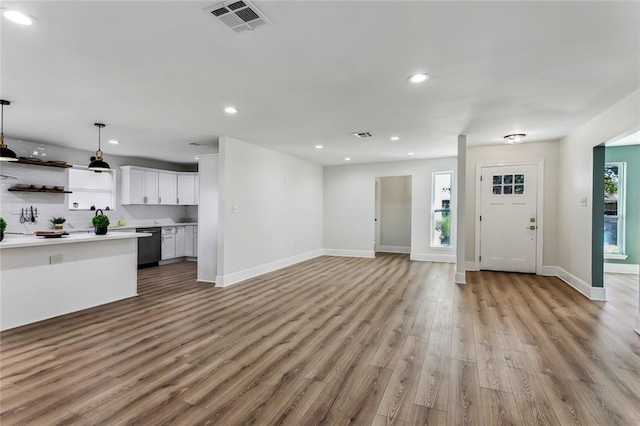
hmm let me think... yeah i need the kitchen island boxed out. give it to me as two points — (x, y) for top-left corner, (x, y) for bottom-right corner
(0, 232), (149, 331)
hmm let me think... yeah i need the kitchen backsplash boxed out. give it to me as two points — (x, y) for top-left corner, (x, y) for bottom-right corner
(0, 138), (198, 233)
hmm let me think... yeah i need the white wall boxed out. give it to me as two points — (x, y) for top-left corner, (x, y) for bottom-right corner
(197, 154), (218, 283)
(558, 89), (639, 287)
(379, 176), (412, 251)
(0, 138), (196, 233)
(324, 157), (457, 261)
(465, 140), (560, 267)
(215, 136), (323, 286)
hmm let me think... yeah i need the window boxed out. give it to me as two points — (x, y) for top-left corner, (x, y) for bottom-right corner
(68, 166), (116, 211)
(432, 171), (452, 247)
(604, 162), (625, 256)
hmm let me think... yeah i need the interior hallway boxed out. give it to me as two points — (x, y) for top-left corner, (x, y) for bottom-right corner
(1, 255), (639, 425)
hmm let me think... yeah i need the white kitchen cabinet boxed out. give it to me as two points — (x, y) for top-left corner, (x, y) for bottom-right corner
(185, 226), (194, 257)
(177, 173), (196, 205)
(194, 174), (199, 205)
(176, 226), (186, 257)
(158, 172), (177, 205)
(121, 167), (158, 205)
(193, 226), (198, 257)
(161, 227), (176, 260)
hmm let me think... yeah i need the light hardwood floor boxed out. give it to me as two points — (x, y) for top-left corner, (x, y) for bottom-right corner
(1, 255), (639, 425)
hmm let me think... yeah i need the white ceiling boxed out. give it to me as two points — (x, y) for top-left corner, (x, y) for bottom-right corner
(2, 1), (638, 165)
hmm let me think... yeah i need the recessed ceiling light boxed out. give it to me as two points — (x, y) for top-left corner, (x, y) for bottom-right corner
(224, 106), (238, 114)
(504, 133), (526, 144)
(108, 140), (120, 145)
(390, 136), (400, 141)
(408, 152), (415, 156)
(408, 73), (429, 84)
(3, 10), (34, 26)
(315, 145), (323, 149)
(344, 157), (351, 161)
(195, 156), (199, 160)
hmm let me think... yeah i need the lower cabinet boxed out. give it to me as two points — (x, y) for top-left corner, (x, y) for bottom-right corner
(162, 225), (198, 261)
(161, 230), (176, 260)
(176, 226), (186, 257)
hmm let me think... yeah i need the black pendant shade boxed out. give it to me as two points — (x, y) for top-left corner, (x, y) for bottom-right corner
(88, 123), (110, 171)
(0, 99), (18, 162)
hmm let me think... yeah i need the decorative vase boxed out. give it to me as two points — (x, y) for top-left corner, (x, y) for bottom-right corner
(54, 224), (64, 230)
(95, 227), (108, 235)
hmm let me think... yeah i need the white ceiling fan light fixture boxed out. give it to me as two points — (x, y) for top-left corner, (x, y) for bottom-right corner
(224, 106), (238, 114)
(504, 133), (526, 144)
(2, 9), (35, 26)
(408, 73), (430, 84)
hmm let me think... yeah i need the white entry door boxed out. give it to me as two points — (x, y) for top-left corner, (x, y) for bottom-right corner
(480, 164), (538, 273)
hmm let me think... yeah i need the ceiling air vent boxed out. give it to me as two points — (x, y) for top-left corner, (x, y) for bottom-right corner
(352, 131), (374, 138)
(206, 1), (271, 33)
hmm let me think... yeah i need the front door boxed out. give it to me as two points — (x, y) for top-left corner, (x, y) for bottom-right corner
(480, 164), (538, 273)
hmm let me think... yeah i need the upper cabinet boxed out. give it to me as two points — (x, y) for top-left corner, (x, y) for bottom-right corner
(158, 172), (177, 205)
(121, 166), (198, 205)
(177, 173), (196, 205)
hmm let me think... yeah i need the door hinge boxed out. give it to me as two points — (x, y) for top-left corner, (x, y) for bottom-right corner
(479, 215), (482, 221)
(480, 175), (483, 182)
(479, 255), (482, 261)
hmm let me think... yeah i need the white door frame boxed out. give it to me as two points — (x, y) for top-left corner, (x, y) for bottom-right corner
(374, 177), (381, 252)
(474, 159), (545, 274)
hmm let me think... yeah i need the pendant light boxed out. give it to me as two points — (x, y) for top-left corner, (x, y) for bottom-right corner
(0, 99), (18, 161)
(88, 123), (110, 171)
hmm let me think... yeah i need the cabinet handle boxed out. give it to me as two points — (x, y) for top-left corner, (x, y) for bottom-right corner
(144, 196), (148, 204)
(159, 197), (162, 204)
(177, 198), (179, 204)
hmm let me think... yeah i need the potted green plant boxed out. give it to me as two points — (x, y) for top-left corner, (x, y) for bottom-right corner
(92, 213), (110, 235)
(0, 217), (6, 242)
(439, 215), (451, 244)
(50, 217), (66, 230)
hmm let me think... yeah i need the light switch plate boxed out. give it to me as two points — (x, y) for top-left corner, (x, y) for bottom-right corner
(232, 205), (239, 214)
(580, 197), (588, 207)
(50, 254), (64, 264)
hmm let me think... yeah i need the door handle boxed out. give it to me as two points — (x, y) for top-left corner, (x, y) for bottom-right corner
(526, 225), (537, 230)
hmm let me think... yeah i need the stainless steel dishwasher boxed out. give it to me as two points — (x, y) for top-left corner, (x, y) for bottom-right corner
(136, 227), (161, 267)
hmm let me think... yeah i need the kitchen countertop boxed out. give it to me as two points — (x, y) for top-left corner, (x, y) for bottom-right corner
(65, 223), (198, 233)
(0, 231), (150, 249)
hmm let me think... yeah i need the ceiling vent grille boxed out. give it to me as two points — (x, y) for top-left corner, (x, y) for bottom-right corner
(206, 1), (271, 33)
(352, 131), (374, 138)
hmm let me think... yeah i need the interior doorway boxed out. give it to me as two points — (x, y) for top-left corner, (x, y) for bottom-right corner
(599, 129), (639, 306)
(475, 160), (544, 273)
(374, 176), (412, 254)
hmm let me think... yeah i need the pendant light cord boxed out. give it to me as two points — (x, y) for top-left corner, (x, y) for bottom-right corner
(1, 102), (4, 136)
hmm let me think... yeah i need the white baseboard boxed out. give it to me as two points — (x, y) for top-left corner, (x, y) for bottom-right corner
(465, 261), (478, 271)
(378, 246), (411, 254)
(542, 266), (559, 276)
(547, 266), (607, 301)
(604, 263), (640, 274)
(410, 253), (456, 263)
(215, 249), (324, 288)
(323, 249), (375, 258)
(455, 272), (466, 284)
(196, 278), (216, 284)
